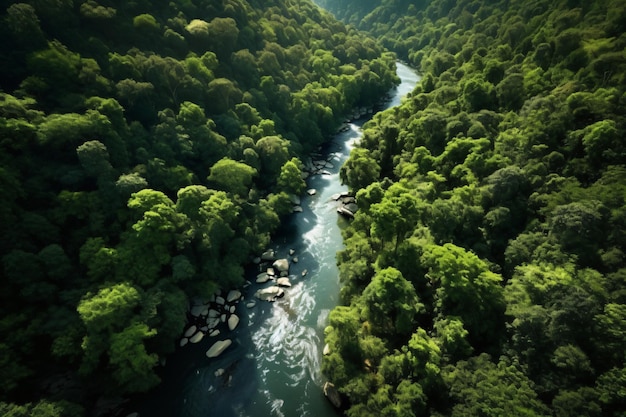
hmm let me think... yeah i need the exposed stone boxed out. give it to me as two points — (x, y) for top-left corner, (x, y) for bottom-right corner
(267, 267), (275, 276)
(209, 329), (220, 337)
(184, 325), (197, 338)
(227, 289), (242, 303)
(206, 318), (220, 329)
(189, 331), (204, 344)
(228, 314), (240, 331)
(261, 249), (275, 261)
(214, 368), (225, 377)
(254, 286), (285, 302)
(331, 193), (342, 201)
(289, 249), (296, 256)
(215, 296), (225, 305)
(273, 258), (289, 273)
(337, 206), (355, 219)
(180, 337), (189, 347)
(302, 269), (308, 277)
(206, 339), (232, 358)
(276, 277), (291, 287)
(345, 202), (358, 214)
(288, 194), (301, 205)
(324, 382), (342, 408)
(246, 301), (256, 308)
(292, 256), (298, 263)
(190, 305), (205, 317)
(256, 272), (271, 283)
(229, 305), (236, 313)
(208, 309), (220, 318)
(323, 343), (331, 355)
(220, 313), (226, 323)
(307, 189), (317, 196)
(293, 206), (303, 213)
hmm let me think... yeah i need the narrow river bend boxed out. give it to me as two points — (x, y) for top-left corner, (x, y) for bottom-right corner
(138, 62), (419, 417)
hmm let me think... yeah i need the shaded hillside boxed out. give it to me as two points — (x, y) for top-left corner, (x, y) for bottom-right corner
(322, 0), (626, 416)
(0, 0), (398, 415)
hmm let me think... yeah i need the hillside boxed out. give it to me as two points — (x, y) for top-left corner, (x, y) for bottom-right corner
(0, 1), (398, 415)
(321, 0), (626, 416)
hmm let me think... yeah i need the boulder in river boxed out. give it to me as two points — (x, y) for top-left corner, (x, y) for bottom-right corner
(189, 331), (204, 344)
(190, 304), (205, 317)
(227, 289), (242, 303)
(228, 314), (240, 331)
(323, 382), (342, 408)
(179, 337), (189, 347)
(276, 277), (291, 287)
(273, 258), (289, 273)
(254, 286), (285, 302)
(307, 189), (316, 196)
(256, 272), (271, 283)
(206, 339), (232, 358)
(184, 325), (197, 338)
(261, 249), (276, 261)
(292, 205), (303, 213)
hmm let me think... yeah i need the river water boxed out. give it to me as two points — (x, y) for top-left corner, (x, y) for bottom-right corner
(137, 62), (419, 417)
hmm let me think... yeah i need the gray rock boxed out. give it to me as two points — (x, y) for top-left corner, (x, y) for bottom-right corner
(288, 194), (301, 205)
(323, 382), (342, 408)
(276, 277), (291, 287)
(292, 205), (303, 213)
(206, 339), (232, 358)
(256, 272), (270, 283)
(227, 289), (242, 303)
(184, 325), (197, 338)
(307, 189), (317, 196)
(189, 331), (204, 344)
(273, 258), (289, 273)
(179, 337), (189, 347)
(206, 318), (220, 329)
(228, 314), (240, 331)
(261, 249), (275, 261)
(254, 286), (285, 302)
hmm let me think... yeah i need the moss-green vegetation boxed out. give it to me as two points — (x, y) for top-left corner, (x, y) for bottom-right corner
(322, 0), (626, 416)
(0, 0), (398, 414)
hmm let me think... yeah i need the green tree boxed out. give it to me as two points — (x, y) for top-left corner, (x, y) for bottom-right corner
(361, 267), (423, 339)
(207, 157), (257, 197)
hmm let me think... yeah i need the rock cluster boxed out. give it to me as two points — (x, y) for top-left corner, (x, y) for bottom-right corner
(252, 248), (300, 302)
(333, 192), (358, 219)
(179, 289), (243, 355)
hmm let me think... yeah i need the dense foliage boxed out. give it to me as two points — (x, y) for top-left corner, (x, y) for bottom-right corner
(322, 0), (626, 416)
(0, 0), (398, 414)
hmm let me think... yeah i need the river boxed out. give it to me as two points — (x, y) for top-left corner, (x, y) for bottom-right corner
(137, 61), (419, 417)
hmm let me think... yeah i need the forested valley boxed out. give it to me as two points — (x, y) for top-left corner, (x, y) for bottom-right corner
(316, 0), (626, 416)
(0, 1), (398, 415)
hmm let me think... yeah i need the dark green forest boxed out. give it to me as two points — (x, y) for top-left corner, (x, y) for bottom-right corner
(0, 0), (398, 415)
(319, 0), (626, 416)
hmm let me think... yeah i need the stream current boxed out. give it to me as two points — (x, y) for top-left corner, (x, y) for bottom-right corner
(138, 62), (420, 417)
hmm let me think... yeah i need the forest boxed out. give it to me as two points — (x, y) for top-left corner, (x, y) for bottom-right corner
(319, 0), (626, 416)
(0, 0), (398, 415)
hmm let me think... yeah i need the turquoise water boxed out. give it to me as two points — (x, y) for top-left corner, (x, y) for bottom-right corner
(137, 62), (419, 417)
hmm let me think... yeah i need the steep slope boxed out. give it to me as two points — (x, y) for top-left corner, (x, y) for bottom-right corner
(322, 0), (626, 416)
(0, 0), (398, 415)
